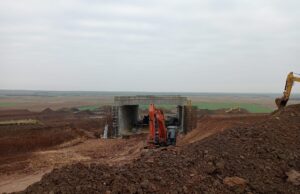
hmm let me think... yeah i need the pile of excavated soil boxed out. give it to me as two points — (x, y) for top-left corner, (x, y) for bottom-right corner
(20, 105), (300, 194)
(178, 115), (267, 145)
(0, 107), (107, 158)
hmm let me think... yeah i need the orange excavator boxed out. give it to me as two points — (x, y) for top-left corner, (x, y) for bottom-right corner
(147, 104), (175, 148)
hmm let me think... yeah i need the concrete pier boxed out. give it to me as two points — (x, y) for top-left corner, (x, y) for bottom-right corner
(118, 105), (139, 134)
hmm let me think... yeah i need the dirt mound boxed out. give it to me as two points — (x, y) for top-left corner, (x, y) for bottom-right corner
(178, 115), (267, 145)
(0, 109), (37, 121)
(70, 107), (80, 112)
(41, 108), (54, 114)
(0, 128), (81, 158)
(198, 107), (249, 116)
(225, 107), (249, 114)
(272, 104), (300, 117)
(0, 109), (32, 116)
(75, 110), (94, 116)
(20, 105), (300, 194)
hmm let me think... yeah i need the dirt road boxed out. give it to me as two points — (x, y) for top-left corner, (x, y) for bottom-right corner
(0, 135), (146, 193)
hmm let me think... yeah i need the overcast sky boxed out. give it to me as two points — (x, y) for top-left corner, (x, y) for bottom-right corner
(0, 0), (299, 93)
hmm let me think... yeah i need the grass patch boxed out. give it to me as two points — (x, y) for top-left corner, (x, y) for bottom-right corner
(0, 102), (16, 107)
(194, 102), (273, 113)
(0, 119), (41, 126)
(76, 103), (272, 113)
(78, 105), (99, 111)
(139, 102), (272, 113)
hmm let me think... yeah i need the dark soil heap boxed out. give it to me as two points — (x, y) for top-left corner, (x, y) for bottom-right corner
(20, 105), (300, 194)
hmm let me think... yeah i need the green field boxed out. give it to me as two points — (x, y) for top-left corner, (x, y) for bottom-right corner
(0, 119), (41, 125)
(193, 102), (273, 113)
(0, 102), (16, 107)
(78, 105), (99, 111)
(140, 102), (272, 113)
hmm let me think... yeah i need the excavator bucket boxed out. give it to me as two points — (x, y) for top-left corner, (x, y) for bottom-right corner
(275, 97), (288, 109)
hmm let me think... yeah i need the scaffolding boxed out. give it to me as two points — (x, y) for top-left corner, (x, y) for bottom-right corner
(112, 106), (119, 137)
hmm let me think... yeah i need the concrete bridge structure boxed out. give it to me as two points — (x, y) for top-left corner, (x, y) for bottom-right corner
(112, 95), (189, 136)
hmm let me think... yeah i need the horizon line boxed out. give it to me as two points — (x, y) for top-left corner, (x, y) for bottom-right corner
(0, 88), (292, 95)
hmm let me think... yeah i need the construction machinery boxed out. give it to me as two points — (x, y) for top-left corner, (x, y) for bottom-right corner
(147, 104), (176, 148)
(275, 72), (300, 109)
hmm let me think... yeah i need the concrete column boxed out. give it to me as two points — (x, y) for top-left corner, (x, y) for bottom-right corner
(177, 106), (184, 132)
(118, 105), (139, 135)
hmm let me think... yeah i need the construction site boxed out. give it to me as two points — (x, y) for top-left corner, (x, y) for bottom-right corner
(1, 1), (300, 193)
(0, 72), (299, 194)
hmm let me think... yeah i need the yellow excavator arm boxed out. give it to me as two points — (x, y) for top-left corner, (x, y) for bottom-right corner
(275, 72), (300, 108)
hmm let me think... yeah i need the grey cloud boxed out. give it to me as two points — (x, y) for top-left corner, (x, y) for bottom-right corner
(0, 0), (299, 92)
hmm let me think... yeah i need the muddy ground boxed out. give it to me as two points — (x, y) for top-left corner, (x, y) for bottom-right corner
(0, 107), (110, 193)
(0, 105), (299, 193)
(15, 105), (300, 194)
(0, 107), (267, 193)
(0, 108), (107, 157)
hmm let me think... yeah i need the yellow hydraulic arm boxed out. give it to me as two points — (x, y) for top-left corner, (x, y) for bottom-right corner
(275, 72), (300, 108)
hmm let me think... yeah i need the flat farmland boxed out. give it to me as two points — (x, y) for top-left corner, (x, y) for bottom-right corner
(1, 90), (300, 112)
(0, 95), (113, 111)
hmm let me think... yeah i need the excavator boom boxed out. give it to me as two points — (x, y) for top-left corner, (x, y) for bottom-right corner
(148, 104), (168, 147)
(276, 72), (300, 108)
